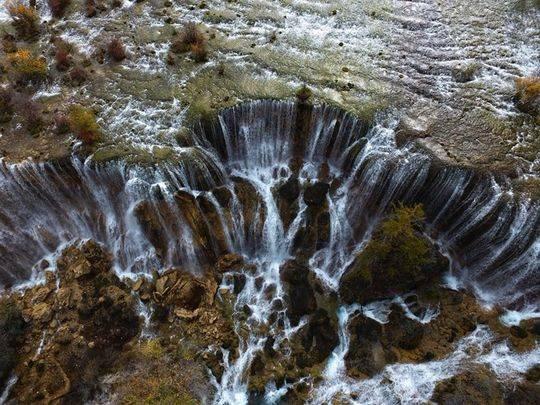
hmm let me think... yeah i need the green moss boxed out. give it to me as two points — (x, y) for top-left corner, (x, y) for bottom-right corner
(138, 339), (165, 360)
(124, 383), (199, 405)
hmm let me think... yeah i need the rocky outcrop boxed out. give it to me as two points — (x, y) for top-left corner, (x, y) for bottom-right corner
(339, 205), (448, 304)
(280, 260), (317, 324)
(432, 366), (504, 405)
(7, 240), (140, 404)
(152, 267), (217, 320)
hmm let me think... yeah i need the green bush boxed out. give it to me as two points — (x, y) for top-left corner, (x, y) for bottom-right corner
(68, 105), (102, 144)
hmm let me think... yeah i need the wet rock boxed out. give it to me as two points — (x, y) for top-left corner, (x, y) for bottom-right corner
(0, 298), (26, 387)
(297, 309), (339, 365)
(303, 181), (329, 206)
(384, 304), (424, 350)
(232, 177), (266, 244)
(212, 185), (233, 207)
(279, 260), (317, 324)
(505, 382), (540, 405)
(276, 176), (300, 231)
(339, 205), (448, 305)
(133, 200), (169, 259)
(154, 267), (217, 320)
(278, 176), (300, 202)
(175, 190), (217, 262)
(345, 312), (386, 377)
(233, 273), (246, 295)
(9, 241), (140, 403)
(510, 325), (528, 339)
(431, 366), (504, 405)
(216, 253), (244, 273)
(451, 63), (480, 83)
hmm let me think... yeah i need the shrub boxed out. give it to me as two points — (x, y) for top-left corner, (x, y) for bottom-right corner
(5, 49), (47, 84)
(6, 1), (40, 40)
(170, 22), (208, 63)
(515, 77), (540, 115)
(55, 48), (71, 71)
(0, 87), (15, 123)
(10, 92), (44, 134)
(21, 98), (43, 135)
(68, 105), (101, 144)
(53, 112), (70, 134)
(1, 34), (17, 54)
(85, 0), (96, 17)
(47, 0), (71, 18)
(191, 42), (208, 62)
(69, 66), (88, 85)
(296, 84), (312, 102)
(107, 38), (126, 62)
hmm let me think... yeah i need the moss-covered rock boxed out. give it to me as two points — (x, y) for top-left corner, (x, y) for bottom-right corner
(339, 204), (448, 304)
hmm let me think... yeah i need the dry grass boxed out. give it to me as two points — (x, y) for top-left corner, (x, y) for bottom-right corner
(7, 1), (40, 40)
(5, 49), (47, 84)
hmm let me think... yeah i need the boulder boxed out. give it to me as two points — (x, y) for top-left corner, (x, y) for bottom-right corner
(345, 312), (386, 377)
(297, 309), (338, 365)
(154, 268), (217, 320)
(216, 253), (244, 273)
(303, 181), (329, 206)
(280, 260), (317, 324)
(383, 304), (424, 350)
(431, 366), (504, 405)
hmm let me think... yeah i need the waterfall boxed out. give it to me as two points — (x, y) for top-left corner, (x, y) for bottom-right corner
(0, 100), (538, 403)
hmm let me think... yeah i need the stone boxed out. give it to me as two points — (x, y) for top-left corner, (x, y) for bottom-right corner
(280, 260), (317, 324)
(217, 253), (244, 273)
(303, 182), (329, 206)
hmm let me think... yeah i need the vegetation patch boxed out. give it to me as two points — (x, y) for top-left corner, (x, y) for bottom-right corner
(68, 105), (102, 144)
(515, 77), (540, 116)
(7, 1), (40, 40)
(5, 49), (47, 84)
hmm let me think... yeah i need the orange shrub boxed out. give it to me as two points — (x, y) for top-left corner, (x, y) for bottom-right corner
(7, 1), (40, 40)
(515, 77), (540, 115)
(6, 49), (47, 84)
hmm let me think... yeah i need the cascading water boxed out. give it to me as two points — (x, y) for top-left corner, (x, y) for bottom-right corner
(0, 100), (538, 403)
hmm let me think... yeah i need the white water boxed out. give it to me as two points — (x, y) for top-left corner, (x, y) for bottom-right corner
(0, 101), (538, 403)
